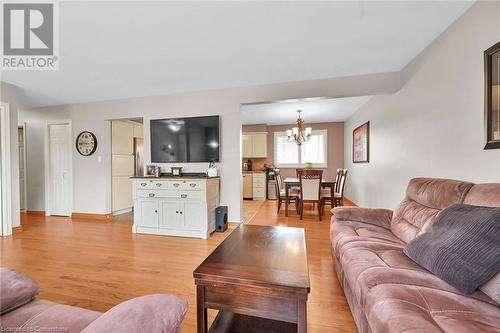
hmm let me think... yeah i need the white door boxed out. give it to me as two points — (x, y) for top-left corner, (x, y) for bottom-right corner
(49, 124), (72, 216)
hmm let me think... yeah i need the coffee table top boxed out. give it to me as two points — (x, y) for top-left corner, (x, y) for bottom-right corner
(194, 224), (310, 292)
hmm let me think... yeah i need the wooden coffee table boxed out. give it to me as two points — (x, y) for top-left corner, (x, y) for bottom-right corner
(193, 224), (310, 333)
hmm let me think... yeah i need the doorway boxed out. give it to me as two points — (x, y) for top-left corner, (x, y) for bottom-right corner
(111, 118), (143, 216)
(45, 121), (72, 217)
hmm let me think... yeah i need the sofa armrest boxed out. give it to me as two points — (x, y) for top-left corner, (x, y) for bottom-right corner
(331, 207), (393, 230)
(81, 294), (188, 333)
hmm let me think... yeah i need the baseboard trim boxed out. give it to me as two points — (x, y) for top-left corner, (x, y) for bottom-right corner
(26, 210), (45, 216)
(112, 207), (132, 216)
(71, 213), (112, 221)
(344, 197), (357, 207)
(13, 226), (23, 233)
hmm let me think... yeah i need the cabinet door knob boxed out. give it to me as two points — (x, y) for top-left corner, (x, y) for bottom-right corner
(173, 183), (180, 187)
(190, 183), (196, 187)
(176, 211), (179, 214)
(154, 210), (158, 213)
(141, 183), (147, 186)
(149, 193), (155, 197)
(179, 211), (183, 215)
(156, 183), (162, 187)
(181, 194), (187, 199)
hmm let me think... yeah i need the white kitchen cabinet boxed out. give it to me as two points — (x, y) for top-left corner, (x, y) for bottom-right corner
(133, 177), (220, 239)
(242, 132), (267, 158)
(251, 133), (267, 158)
(243, 173), (253, 199)
(252, 173), (267, 200)
(242, 134), (253, 158)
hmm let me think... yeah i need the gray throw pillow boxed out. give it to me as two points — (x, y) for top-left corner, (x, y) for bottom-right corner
(404, 204), (500, 294)
(0, 268), (39, 314)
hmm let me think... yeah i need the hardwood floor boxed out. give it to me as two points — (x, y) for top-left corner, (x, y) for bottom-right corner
(2, 203), (357, 332)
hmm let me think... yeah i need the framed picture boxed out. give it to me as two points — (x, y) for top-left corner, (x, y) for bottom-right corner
(145, 164), (160, 177)
(484, 41), (500, 150)
(353, 121), (370, 163)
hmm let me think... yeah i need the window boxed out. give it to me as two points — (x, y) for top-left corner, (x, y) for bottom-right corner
(274, 130), (327, 168)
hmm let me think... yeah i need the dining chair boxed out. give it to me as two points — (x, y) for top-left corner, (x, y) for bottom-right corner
(275, 170), (299, 214)
(334, 169), (348, 207)
(321, 169), (348, 213)
(297, 169), (323, 220)
(320, 168), (341, 209)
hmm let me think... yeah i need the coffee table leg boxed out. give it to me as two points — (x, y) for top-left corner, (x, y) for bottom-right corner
(197, 285), (207, 333)
(298, 299), (307, 333)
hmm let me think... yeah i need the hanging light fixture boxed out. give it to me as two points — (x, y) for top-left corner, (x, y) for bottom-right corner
(286, 110), (312, 146)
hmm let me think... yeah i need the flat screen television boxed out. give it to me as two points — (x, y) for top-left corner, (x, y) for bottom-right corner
(150, 115), (220, 163)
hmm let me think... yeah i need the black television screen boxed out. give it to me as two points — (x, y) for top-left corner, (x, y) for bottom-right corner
(150, 116), (220, 163)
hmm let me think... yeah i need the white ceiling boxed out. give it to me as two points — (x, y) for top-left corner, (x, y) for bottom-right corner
(2, 1), (474, 108)
(241, 96), (373, 125)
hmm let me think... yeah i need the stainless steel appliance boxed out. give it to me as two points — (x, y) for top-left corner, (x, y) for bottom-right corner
(133, 137), (144, 176)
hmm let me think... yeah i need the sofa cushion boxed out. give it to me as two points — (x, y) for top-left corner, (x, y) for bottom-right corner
(481, 272), (500, 304)
(391, 178), (474, 243)
(464, 183), (500, 207)
(0, 299), (101, 333)
(81, 294), (188, 333)
(365, 284), (500, 333)
(331, 220), (404, 261)
(404, 204), (500, 294)
(0, 268), (39, 315)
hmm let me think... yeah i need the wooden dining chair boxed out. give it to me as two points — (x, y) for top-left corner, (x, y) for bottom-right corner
(320, 168), (341, 210)
(321, 169), (347, 214)
(297, 169), (323, 220)
(275, 170), (300, 214)
(334, 169), (348, 207)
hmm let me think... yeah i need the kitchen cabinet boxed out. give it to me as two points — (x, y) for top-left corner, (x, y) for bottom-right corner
(252, 173), (266, 200)
(243, 173), (253, 199)
(242, 132), (267, 158)
(132, 177), (220, 239)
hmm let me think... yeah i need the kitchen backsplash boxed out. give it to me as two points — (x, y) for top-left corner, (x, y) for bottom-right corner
(242, 158), (269, 171)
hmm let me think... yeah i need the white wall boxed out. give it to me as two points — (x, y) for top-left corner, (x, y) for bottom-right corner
(19, 72), (400, 221)
(344, 1), (500, 209)
(0, 82), (21, 228)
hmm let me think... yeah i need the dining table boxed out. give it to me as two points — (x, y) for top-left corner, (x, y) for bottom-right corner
(283, 177), (336, 217)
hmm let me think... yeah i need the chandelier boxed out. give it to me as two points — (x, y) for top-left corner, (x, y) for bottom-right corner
(287, 110), (312, 146)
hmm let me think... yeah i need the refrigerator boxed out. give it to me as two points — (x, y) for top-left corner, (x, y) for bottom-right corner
(134, 138), (144, 176)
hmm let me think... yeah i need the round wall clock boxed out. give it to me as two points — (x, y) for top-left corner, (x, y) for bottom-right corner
(76, 131), (97, 156)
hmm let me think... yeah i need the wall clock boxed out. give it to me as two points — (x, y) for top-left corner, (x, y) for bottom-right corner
(76, 131), (97, 156)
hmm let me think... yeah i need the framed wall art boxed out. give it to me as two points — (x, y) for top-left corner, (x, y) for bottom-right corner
(484, 41), (500, 149)
(353, 121), (370, 163)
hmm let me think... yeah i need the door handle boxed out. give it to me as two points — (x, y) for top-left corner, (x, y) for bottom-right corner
(148, 193), (155, 197)
(181, 194), (187, 199)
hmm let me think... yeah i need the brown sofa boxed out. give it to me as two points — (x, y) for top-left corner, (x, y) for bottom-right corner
(330, 178), (500, 333)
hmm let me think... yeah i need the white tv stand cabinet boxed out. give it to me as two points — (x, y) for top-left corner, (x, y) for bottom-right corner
(131, 176), (220, 239)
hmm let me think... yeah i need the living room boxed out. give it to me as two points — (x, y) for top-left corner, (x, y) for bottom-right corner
(1, 1), (499, 333)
